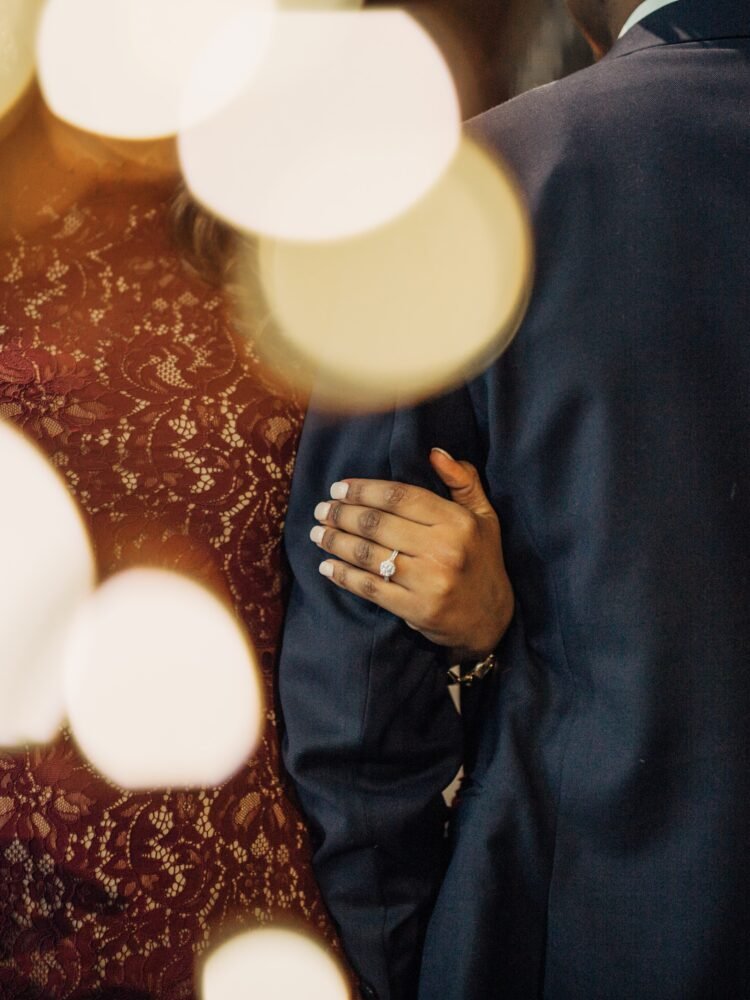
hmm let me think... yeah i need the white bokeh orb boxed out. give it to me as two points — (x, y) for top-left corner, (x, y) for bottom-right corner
(63, 568), (264, 789)
(0, 420), (95, 747)
(201, 927), (350, 1000)
(276, 0), (363, 8)
(37, 0), (274, 140)
(179, 9), (461, 242)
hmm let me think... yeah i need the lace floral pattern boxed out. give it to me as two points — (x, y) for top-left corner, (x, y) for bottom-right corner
(0, 181), (340, 999)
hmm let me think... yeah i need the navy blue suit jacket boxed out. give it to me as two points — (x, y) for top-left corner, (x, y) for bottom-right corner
(279, 2), (750, 997)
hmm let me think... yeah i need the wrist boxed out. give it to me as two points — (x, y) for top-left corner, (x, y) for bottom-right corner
(458, 600), (514, 663)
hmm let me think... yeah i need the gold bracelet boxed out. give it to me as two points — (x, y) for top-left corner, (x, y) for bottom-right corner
(446, 651), (498, 688)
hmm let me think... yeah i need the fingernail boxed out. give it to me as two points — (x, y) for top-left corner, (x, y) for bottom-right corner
(330, 482), (349, 500)
(319, 561), (334, 578)
(314, 502), (331, 521)
(431, 447), (455, 460)
(310, 526), (325, 544)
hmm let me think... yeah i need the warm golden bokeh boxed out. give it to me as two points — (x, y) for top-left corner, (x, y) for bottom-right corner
(245, 137), (533, 411)
(0, 0), (43, 141)
(0, 421), (95, 747)
(63, 568), (264, 790)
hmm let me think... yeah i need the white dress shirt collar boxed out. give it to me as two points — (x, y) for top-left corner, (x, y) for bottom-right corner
(618, 0), (681, 39)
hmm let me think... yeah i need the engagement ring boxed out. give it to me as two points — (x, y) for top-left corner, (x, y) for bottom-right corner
(379, 550), (399, 582)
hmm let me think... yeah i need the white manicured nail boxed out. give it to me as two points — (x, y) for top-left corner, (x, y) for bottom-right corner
(431, 447), (455, 460)
(330, 482), (349, 500)
(319, 561), (334, 578)
(310, 526), (325, 544)
(314, 502), (331, 521)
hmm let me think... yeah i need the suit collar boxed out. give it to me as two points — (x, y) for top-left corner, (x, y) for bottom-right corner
(618, 0), (681, 40)
(608, 0), (750, 59)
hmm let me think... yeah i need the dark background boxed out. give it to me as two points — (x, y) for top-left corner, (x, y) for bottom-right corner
(367, 0), (593, 117)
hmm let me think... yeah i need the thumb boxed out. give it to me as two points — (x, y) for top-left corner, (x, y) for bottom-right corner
(430, 448), (494, 517)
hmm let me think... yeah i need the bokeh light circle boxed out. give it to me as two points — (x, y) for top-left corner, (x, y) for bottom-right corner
(63, 568), (263, 789)
(0, 0), (43, 131)
(37, 0), (274, 140)
(245, 137), (533, 411)
(0, 420), (95, 747)
(277, 0), (364, 7)
(179, 9), (461, 242)
(201, 926), (350, 1000)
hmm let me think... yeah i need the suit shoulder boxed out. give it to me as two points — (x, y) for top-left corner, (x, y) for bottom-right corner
(467, 59), (634, 181)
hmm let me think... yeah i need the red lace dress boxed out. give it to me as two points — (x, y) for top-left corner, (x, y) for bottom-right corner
(0, 178), (340, 999)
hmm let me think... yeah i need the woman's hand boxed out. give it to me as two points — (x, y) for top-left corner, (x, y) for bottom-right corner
(309, 448), (514, 663)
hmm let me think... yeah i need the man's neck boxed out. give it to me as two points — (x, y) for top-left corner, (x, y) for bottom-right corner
(610, 0), (645, 41)
(576, 0), (643, 60)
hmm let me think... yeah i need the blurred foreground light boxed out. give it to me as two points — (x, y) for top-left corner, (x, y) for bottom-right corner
(201, 926), (350, 1000)
(179, 10), (461, 241)
(37, 0), (274, 140)
(63, 568), (263, 789)
(0, 420), (95, 747)
(247, 138), (533, 411)
(0, 0), (43, 125)
(277, 0), (363, 7)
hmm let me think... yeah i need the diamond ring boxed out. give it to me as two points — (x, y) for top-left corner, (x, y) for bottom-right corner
(379, 549), (399, 582)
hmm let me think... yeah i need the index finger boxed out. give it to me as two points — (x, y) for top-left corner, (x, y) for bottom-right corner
(329, 478), (456, 526)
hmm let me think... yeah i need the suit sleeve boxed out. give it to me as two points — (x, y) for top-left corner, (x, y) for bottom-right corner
(277, 388), (484, 1000)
